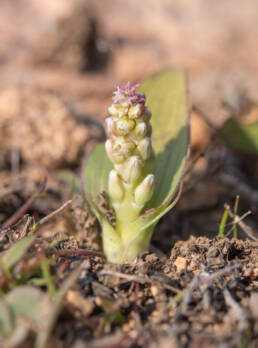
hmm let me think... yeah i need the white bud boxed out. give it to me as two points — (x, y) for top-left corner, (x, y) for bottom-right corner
(108, 170), (124, 201)
(108, 104), (127, 118)
(134, 174), (154, 206)
(105, 139), (113, 159)
(121, 156), (143, 183)
(105, 139), (125, 163)
(105, 117), (116, 136)
(133, 122), (147, 139)
(128, 104), (143, 119)
(112, 137), (136, 157)
(116, 117), (135, 135)
(137, 137), (152, 160)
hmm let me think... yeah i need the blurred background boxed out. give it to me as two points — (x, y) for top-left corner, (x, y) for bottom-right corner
(1, 0), (258, 248)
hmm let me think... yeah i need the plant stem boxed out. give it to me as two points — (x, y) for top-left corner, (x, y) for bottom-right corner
(219, 205), (229, 237)
(233, 195), (239, 238)
(41, 258), (56, 296)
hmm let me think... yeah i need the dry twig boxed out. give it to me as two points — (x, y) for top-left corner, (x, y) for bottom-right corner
(32, 199), (73, 232)
(2, 176), (47, 229)
(182, 264), (242, 311)
(99, 270), (180, 293)
(50, 249), (106, 259)
(225, 204), (258, 241)
(224, 288), (248, 332)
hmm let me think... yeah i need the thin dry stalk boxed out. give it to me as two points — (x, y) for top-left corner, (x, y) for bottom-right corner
(99, 270), (180, 293)
(32, 199), (73, 232)
(2, 176), (47, 229)
(51, 249), (106, 259)
(224, 288), (248, 332)
(181, 263), (242, 311)
(225, 204), (258, 241)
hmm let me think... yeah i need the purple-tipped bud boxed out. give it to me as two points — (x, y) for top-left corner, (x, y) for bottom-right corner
(134, 174), (154, 206)
(108, 170), (124, 201)
(112, 82), (146, 108)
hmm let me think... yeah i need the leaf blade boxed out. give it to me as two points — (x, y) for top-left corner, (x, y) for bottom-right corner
(122, 182), (183, 246)
(220, 105), (258, 154)
(138, 70), (189, 207)
(56, 170), (82, 194)
(82, 143), (113, 214)
(0, 236), (35, 275)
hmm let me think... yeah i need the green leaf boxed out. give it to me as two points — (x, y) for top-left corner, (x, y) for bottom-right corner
(138, 70), (189, 208)
(6, 286), (49, 324)
(0, 236), (35, 276)
(96, 296), (125, 325)
(220, 104), (258, 154)
(121, 183), (183, 259)
(0, 286), (51, 344)
(82, 143), (113, 218)
(0, 299), (13, 339)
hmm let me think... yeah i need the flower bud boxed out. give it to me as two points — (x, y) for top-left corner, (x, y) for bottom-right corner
(132, 122), (147, 139)
(108, 170), (124, 201)
(128, 104), (143, 119)
(105, 139), (113, 159)
(105, 139), (125, 163)
(134, 174), (154, 206)
(105, 117), (116, 136)
(137, 137), (152, 160)
(112, 137), (136, 157)
(108, 104), (127, 118)
(120, 156), (143, 183)
(142, 107), (152, 122)
(115, 117), (135, 135)
(105, 82), (155, 228)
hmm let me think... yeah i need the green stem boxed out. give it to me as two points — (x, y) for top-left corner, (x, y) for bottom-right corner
(219, 206), (229, 237)
(233, 195), (239, 239)
(102, 220), (123, 263)
(120, 225), (154, 261)
(114, 185), (142, 235)
(41, 258), (56, 296)
(102, 217), (154, 263)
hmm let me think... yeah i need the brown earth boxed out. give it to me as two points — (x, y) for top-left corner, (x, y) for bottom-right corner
(0, 1), (258, 347)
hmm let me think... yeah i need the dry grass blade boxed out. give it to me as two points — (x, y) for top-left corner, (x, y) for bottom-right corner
(2, 177), (47, 229)
(32, 199), (73, 232)
(99, 270), (180, 293)
(182, 264), (242, 311)
(224, 288), (248, 331)
(225, 204), (258, 241)
(50, 249), (106, 259)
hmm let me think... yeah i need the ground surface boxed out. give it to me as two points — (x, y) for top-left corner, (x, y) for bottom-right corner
(0, 1), (258, 347)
